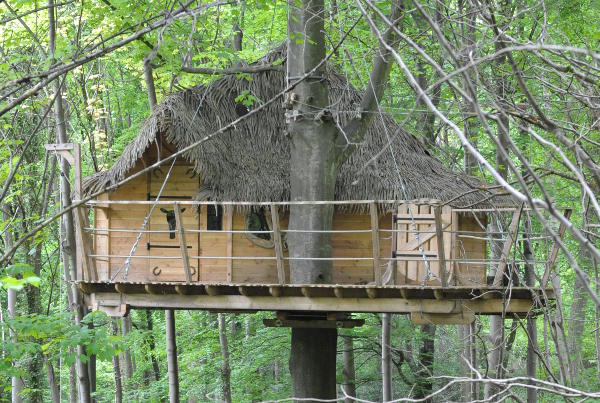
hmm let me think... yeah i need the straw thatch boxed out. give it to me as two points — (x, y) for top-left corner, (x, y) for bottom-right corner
(84, 46), (511, 208)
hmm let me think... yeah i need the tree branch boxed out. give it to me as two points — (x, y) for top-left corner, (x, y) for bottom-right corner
(337, 0), (405, 161)
(181, 63), (284, 75)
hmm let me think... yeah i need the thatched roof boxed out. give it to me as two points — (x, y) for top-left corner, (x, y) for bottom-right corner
(84, 46), (511, 208)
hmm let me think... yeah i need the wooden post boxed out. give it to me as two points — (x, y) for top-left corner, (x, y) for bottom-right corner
(45, 143), (97, 281)
(226, 207), (233, 283)
(390, 208), (397, 285)
(541, 209), (573, 288)
(433, 205), (447, 287)
(493, 204), (524, 287)
(370, 202), (381, 286)
(173, 202), (192, 283)
(270, 204), (286, 284)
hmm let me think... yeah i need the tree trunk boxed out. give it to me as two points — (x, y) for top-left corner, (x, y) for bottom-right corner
(165, 309), (180, 403)
(120, 317), (135, 380)
(111, 321), (123, 403)
(381, 314), (393, 402)
(523, 235), (538, 403)
(485, 10), (511, 396)
(568, 197), (593, 380)
(415, 324), (435, 401)
(341, 335), (356, 402)
(145, 310), (161, 382)
(2, 205), (23, 403)
(286, 1), (339, 400)
(44, 355), (60, 403)
(48, 0), (92, 401)
(285, 0), (402, 400)
(217, 314), (232, 403)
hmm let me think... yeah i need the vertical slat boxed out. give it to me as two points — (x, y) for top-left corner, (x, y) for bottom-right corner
(370, 202), (381, 286)
(173, 202), (192, 283)
(226, 207), (233, 282)
(434, 205), (447, 287)
(493, 204), (524, 287)
(270, 204), (286, 284)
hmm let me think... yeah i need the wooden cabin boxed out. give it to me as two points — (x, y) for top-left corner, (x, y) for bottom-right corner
(73, 47), (556, 324)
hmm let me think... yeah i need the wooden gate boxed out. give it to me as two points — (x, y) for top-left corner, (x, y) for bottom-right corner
(395, 203), (452, 286)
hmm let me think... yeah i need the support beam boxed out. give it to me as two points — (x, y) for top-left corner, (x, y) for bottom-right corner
(173, 202), (192, 283)
(91, 292), (537, 315)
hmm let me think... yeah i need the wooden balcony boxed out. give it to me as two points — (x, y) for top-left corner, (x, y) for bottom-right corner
(74, 200), (561, 324)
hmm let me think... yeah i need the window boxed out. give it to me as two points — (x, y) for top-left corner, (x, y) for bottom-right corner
(246, 208), (271, 241)
(207, 205), (223, 230)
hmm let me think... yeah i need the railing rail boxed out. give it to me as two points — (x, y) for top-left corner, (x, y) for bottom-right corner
(80, 199), (563, 287)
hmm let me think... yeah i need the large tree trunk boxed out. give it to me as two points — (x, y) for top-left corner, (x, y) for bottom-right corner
(217, 314), (232, 403)
(285, 0), (402, 400)
(341, 335), (357, 402)
(286, 1), (339, 400)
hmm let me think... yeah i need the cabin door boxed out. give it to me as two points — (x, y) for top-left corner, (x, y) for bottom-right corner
(395, 204), (452, 286)
(147, 165), (200, 282)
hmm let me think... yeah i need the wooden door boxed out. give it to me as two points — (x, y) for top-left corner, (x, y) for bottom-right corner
(148, 165), (200, 282)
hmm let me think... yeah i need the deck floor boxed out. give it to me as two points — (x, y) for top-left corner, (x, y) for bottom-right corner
(79, 281), (554, 317)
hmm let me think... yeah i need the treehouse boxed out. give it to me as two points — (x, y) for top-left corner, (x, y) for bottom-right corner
(70, 47), (558, 325)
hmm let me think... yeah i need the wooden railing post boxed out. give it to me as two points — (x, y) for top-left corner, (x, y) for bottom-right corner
(270, 204), (286, 285)
(433, 205), (447, 287)
(370, 202), (381, 286)
(173, 202), (192, 283)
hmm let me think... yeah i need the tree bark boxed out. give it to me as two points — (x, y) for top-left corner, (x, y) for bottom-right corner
(381, 314), (393, 402)
(341, 335), (357, 402)
(165, 309), (180, 403)
(217, 313), (232, 403)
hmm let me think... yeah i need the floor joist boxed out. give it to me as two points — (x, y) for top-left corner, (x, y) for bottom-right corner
(80, 281), (554, 317)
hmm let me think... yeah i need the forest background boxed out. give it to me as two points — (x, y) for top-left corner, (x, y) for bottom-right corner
(0, 0), (599, 401)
